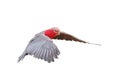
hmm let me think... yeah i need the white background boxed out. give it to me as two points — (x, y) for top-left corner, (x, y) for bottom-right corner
(0, 0), (120, 80)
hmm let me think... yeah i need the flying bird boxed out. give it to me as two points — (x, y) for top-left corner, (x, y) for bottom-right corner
(18, 27), (100, 63)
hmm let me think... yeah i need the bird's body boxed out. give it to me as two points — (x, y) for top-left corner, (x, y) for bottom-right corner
(18, 27), (100, 63)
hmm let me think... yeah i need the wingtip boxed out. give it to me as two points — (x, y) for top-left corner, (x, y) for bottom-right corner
(17, 58), (22, 63)
(87, 42), (102, 46)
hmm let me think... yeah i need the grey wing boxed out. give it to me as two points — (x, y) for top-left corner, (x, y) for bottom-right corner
(18, 32), (60, 63)
(27, 40), (60, 63)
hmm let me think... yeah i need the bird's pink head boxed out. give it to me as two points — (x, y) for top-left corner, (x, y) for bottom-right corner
(45, 27), (60, 39)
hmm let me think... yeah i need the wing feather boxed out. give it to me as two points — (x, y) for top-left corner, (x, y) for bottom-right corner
(37, 47), (42, 59)
(51, 46), (58, 58)
(42, 49), (46, 60)
(39, 49), (44, 59)
(36, 47), (41, 58)
(53, 32), (87, 43)
(18, 32), (60, 63)
(44, 49), (47, 61)
(45, 49), (49, 62)
(50, 47), (55, 61)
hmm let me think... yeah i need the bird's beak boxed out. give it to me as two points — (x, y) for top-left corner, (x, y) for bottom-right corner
(57, 31), (60, 35)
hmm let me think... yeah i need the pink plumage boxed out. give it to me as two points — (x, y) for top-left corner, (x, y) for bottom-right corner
(18, 27), (100, 63)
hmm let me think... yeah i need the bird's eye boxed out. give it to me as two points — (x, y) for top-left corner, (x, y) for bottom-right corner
(54, 30), (58, 33)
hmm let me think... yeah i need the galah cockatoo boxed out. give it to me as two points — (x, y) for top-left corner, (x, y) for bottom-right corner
(18, 27), (100, 63)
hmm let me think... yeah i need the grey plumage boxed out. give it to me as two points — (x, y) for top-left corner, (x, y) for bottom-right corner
(18, 28), (100, 63)
(18, 31), (60, 63)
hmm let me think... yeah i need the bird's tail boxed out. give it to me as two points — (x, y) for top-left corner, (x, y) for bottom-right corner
(17, 52), (27, 62)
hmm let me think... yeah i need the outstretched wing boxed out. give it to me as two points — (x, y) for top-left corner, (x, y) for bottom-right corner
(53, 32), (87, 43)
(18, 32), (60, 63)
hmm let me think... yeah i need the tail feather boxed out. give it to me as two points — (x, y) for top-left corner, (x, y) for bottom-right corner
(17, 53), (27, 62)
